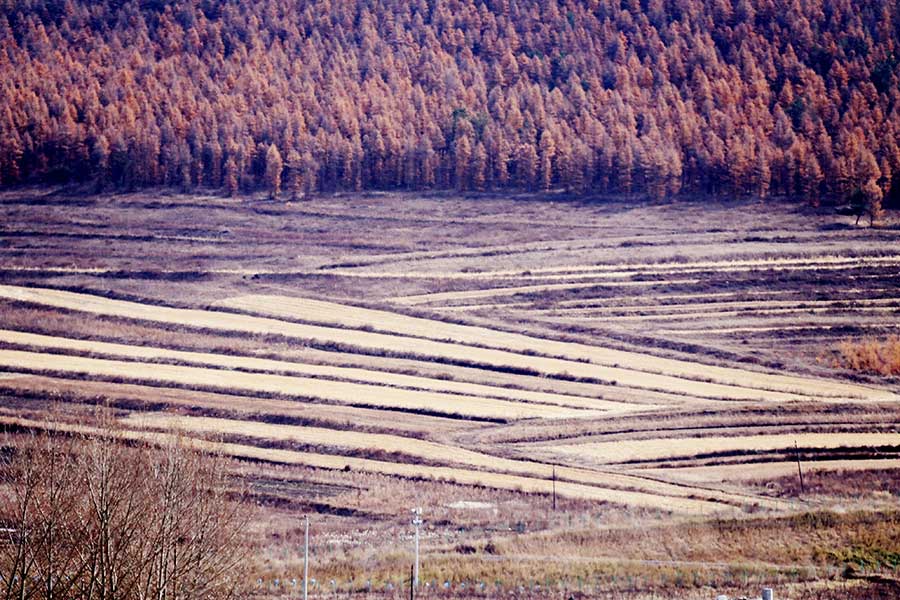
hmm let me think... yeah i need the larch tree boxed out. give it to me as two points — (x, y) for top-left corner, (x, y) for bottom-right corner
(265, 143), (283, 199)
(286, 148), (304, 200)
(539, 129), (555, 192)
(224, 157), (239, 198)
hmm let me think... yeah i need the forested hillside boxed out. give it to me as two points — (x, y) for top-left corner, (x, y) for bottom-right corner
(1, 0), (899, 205)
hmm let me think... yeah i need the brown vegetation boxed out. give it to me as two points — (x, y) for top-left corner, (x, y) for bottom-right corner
(0, 420), (252, 600)
(2, 1), (900, 208)
(836, 336), (900, 376)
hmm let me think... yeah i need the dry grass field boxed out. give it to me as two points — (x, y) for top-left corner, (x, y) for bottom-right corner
(1, 187), (898, 598)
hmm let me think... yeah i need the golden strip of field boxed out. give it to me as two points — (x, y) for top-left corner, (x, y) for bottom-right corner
(0, 285), (845, 403)
(548, 433), (900, 465)
(0, 374), (469, 436)
(215, 293), (896, 403)
(124, 413), (787, 510)
(0, 330), (637, 413)
(641, 459), (900, 485)
(0, 348), (596, 420)
(0, 414), (732, 514)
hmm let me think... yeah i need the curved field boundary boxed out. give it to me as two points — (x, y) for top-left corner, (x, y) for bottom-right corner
(640, 459), (900, 485)
(0, 349), (598, 421)
(330, 254), (900, 281)
(315, 228), (891, 271)
(125, 413), (786, 510)
(390, 281), (683, 305)
(0, 330), (640, 413)
(0, 285), (855, 403)
(539, 298), (900, 317)
(0, 374), (473, 437)
(552, 290), (799, 308)
(660, 323), (900, 335)
(543, 307), (900, 323)
(0, 415), (734, 514)
(213, 293), (896, 403)
(547, 432), (900, 465)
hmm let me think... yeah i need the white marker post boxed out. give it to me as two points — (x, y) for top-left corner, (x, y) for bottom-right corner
(412, 507), (423, 588)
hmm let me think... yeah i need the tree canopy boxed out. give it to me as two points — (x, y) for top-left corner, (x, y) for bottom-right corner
(1, 0), (898, 203)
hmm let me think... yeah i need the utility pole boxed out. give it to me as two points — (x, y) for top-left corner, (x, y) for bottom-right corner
(794, 441), (805, 496)
(303, 515), (309, 600)
(412, 507), (422, 589)
(409, 564), (415, 600)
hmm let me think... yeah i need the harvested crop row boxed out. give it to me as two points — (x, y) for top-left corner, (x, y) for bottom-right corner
(330, 254), (900, 281)
(0, 414), (729, 514)
(214, 293), (895, 402)
(0, 349), (597, 420)
(0, 373), (468, 437)
(0, 285), (850, 403)
(545, 432), (900, 465)
(659, 323), (900, 335)
(538, 298), (900, 317)
(390, 281), (688, 305)
(0, 330), (639, 413)
(126, 412), (786, 510)
(640, 459), (900, 485)
(543, 307), (900, 324)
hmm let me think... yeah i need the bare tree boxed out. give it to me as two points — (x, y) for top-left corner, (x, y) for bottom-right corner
(1, 422), (251, 600)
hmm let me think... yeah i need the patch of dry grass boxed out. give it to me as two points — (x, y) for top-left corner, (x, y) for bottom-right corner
(836, 336), (900, 376)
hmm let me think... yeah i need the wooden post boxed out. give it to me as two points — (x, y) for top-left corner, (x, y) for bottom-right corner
(410, 564), (415, 600)
(794, 442), (805, 496)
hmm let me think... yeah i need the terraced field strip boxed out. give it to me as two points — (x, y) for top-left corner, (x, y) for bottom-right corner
(641, 459), (900, 485)
(0, 415), (731, 514)
(539, 298), (900, 317)
(545, 308), (900, 325)
(0, 286), (852, 403)
(216, 294), (895, 402)
(316, 228), (890, 271)
(0, 330), (638, 413)
(331, 254), (900, 281)
(0, 349), (598, 420)
(430, 289), (898, 313)
(391, 281), (674, 305)
(547, 432), (900, 465)
(0, 374), (468, 436)
(125, 413), (785, 510)
(315, 238), (612, 269)
(660, 322), (900, 335)
(552, 289), (801, 308)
